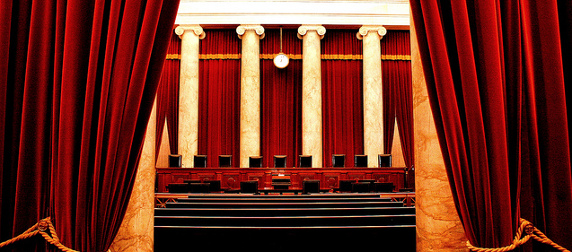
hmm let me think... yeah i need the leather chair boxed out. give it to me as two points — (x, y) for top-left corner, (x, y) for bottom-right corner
(302, 180), (321, 194)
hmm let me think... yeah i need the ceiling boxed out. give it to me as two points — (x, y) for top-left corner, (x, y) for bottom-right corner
(176, 0), (410, 30)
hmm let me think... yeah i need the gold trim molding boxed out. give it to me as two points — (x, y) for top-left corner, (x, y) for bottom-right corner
(168, 53), (411, 61)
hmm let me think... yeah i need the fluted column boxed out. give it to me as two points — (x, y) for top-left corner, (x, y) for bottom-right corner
(357, 25), (387, 167)
(411, 18), (468, 251)
(237, 24), (264, 168)
(175, 24), (205, 167)
(110, 99), (157, 252)
(298, 25), (325, 167)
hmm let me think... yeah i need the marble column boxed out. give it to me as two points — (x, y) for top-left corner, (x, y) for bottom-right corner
(411, 18), (468, 251)
(109, 99), (157, 252)
(175, 24), (205, 167)
(357, 25), (387, 167)
(237, 24), (264, 168)
(298, 25), (325, 167)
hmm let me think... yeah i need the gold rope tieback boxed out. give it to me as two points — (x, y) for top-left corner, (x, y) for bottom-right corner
(0, 217), (79, 252)
(467, 218), (570, 252)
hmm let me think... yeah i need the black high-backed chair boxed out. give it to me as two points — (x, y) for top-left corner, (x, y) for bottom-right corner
(167, 183), (188, 193)
(338, 179), (354, 192)
(200, 180), (221, 192)
(299, 155), (312, 168)
(193, 155), (207, 168)
(274, 155), (287, 168)
(354, 154), (368, 168)
(249, 156), (263, 168)
(219, 155), (232, 167)
(189, 183), (210, 193)
(302, 180), (321, 194)
(240, 180), (259, 194)
(378, 154), (392, 167)
(359, 179), (376, 192)
(351, 182), (371, 193)
(374, 182), (394, 192)
(332, 154), (345, 167)
(168, 154), (182, 167)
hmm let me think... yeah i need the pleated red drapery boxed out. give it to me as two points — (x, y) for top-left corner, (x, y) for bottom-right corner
(381, 30), (414, 184)
(0, 0), (180, 251)
(198, 30), (241, 167)
(156, 30), (181, 159)
(411, 0), (572, 250)
(321, 30), (364, 167)
(260, 29), (303, 167)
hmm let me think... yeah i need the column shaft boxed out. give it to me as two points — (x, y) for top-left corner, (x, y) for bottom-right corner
(176, 25), (204, 167)
(411, 20), (468, 251)
(110, 99), (157, 252)
(298, 25), (325, 167)
(237, 25), (264, 168)
(358, 25), (387, 167)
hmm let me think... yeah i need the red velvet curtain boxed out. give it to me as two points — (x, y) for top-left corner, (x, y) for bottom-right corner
(198, 29), (241, 167)
(411, 0), (572, 250)
(260, 29), (303, 167)
(381, 30), (414, 183)
(156, 30), (181, 158)
(0, 0), (179, 251)
(321, 30), (364, 167)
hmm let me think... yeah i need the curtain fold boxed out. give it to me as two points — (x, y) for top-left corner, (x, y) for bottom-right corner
(260, 29), (302, 167)
(321, 30), (364, 167)
(411, 0), (572, 250)
(156, 30), (180, 159)
(0, 0), (180, 251)
(381, 30), (414, 182)
(198, 29), (241, 167)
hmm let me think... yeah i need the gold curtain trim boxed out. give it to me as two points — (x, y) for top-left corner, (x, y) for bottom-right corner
(167, 53), (411, 61)
(165, 54), (181, 60)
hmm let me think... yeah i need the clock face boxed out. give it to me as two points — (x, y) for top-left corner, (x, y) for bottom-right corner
(273, 53), (289, 68)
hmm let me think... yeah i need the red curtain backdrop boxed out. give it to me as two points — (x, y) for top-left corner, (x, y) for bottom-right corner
(260, 29), (303, 167)
(156, 30), (181, 158)
(0, 0), (179, 251)
(381, 31), (414, 185)
(411, 0), (572, 250)
(321, 30), (364, 167)
(198, 29), (241, 167)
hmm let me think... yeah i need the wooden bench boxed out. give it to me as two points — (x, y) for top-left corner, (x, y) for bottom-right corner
(155, 206), (415, 217)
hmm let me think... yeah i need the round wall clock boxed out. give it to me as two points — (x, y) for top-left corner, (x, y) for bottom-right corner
(273, 52), (289, 68)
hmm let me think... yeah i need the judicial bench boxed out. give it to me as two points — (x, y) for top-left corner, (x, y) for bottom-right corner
(156, 167), (407, 193)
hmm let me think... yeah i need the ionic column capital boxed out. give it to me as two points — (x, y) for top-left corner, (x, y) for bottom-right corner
(236, 24), (265, 40)
(356, 25), (387, 40)
(297, 25), (326, 40)
(175, 24), (206, 39)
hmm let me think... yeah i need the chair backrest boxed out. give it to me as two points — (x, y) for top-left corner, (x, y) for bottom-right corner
(168, 154), (182, 167)
(351, 182), (370, 193)
(189, 183), (210, 193)
(354, 154), (368, 167)
(206, 180), (221, 192)
(374, 182), (394, 192)
(332, 154), (345, 167)
(219, 155), (232, 167)
(167, 183), (188, 193)
(302, 180), (320, 194)
(338, 179), (354, 192)
(299, 155), (312, 168)
(274, 155), (287, 168)
(240, 180), (259, 193)
(249, 156), (263, 168)
(194, 155), (207, 168)
(378, 154), (392, 167)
